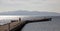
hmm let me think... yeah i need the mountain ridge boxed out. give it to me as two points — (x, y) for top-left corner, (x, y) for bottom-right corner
(0, 10), (60, 16)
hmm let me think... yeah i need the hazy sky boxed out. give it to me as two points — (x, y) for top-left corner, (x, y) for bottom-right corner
(0, 0), (60, 13)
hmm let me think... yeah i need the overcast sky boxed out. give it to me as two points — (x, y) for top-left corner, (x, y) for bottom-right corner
(0, 0), (60, 13)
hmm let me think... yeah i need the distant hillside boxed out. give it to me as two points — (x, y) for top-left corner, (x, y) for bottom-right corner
(0, 10), (60, 16)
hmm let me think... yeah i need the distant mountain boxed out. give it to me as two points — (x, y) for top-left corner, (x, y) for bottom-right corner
(0, 10), (60, 16)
